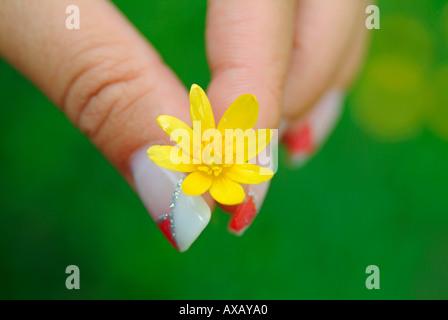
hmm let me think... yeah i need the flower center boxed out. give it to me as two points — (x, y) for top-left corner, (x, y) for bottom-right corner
(198, 164), (223, 176)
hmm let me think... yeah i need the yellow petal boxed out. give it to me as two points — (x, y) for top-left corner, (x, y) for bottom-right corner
(182, 171), (213, 196)
(201, 128), (224, 165)
(209, 176), (245, 205)
(190, 84), (215, 132)
(147, 145), (195, 172)
(225, 164), (274, 184)
(217, 94), (258, 133)
(223, 129), (274, 163)
(246, 129), (274, 161)
(157, 115), (193, 156)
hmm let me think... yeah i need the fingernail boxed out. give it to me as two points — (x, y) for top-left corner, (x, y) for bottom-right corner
(283, 89), (344, 167)
(227, 182), (269, 236)
(278, 119), (290, 138)
(131, 146), (211, 252)
(226, 138), (277, 236)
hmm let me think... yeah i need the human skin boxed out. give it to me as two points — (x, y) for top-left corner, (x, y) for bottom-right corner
(0, 0), (369, 251)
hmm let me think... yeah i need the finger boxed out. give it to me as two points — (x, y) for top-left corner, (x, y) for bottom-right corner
(205, 0), (296, 232)
(0, 0), (212, 252)
(282, 0), (368, 166)
(206, 0), (295, 127)
(333, 10), (370, 90)
(283, 21), (368, 166)
(282, 90), (344, 167)
(282, 0), (364, 121)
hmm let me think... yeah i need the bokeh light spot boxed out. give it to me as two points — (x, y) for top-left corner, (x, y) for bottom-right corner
(372, 16), (434, 69)
(352, 54), (429, 142)
(370, 55), (424, 93)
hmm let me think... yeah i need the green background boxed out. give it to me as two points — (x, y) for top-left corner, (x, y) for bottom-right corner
(1, 0), (447, 299)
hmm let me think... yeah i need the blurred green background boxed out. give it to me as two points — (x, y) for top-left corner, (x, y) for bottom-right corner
(1, 0), (448, 299)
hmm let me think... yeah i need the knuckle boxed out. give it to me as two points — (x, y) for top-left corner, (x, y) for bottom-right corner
(211, 56), (253, 79)
(62, 51), (154, 142)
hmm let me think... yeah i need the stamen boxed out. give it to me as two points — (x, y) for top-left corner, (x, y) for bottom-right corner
(198, 165), (215, 176)
(197, 166), (209, 174)
(212, 166), (222, 176)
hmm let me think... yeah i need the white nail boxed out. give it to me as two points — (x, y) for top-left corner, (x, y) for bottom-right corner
(226, 181), (270, 236)
(228, 140), (277, 236)
(131, 146), (211, 252)
(278, 119), (290, 138)
(285, 89), (345, 166)
(309, 89), (344, 144)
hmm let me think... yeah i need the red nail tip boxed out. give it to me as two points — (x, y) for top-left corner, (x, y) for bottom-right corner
(283, 123), (314, 155)
(229, 195), (257, 232)
(157, 215), (178, 250)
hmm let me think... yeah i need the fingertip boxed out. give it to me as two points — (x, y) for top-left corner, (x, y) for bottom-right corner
(205, 0), (295, 128)
(283, 89), (345, 168)
(226, 182), (270, 236)
(132, 146), (212, 252)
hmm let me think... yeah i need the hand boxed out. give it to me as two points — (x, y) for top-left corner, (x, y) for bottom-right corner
(0, 0), (368, 251)
(205, 0), (369, 227)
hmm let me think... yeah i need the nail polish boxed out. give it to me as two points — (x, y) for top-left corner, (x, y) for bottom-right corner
(283, 89), (344, 166)
(283, 122), (314, 159)
(131, 146), (211, 252)
(228, 189), (257, 235)
(226, 178), (271, 236)
(224, 140), (277, 235)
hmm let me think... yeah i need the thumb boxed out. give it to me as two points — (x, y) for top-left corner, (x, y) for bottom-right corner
(0, 0), (212, 252)
(205, 0), (295, 233)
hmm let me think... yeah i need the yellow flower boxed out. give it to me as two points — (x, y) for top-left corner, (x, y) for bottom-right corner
(147, 84), (274, 205)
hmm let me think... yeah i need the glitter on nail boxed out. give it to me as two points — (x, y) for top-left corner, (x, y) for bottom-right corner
(156, 177), (184, 250)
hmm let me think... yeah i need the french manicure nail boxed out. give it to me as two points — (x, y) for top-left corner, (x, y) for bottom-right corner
(131, 146), (211, 252)
(226, 133), (278, 235)
(227, 182), (269, 236)
(283, 89), (344, 166)
(278, 119), (290, 138)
